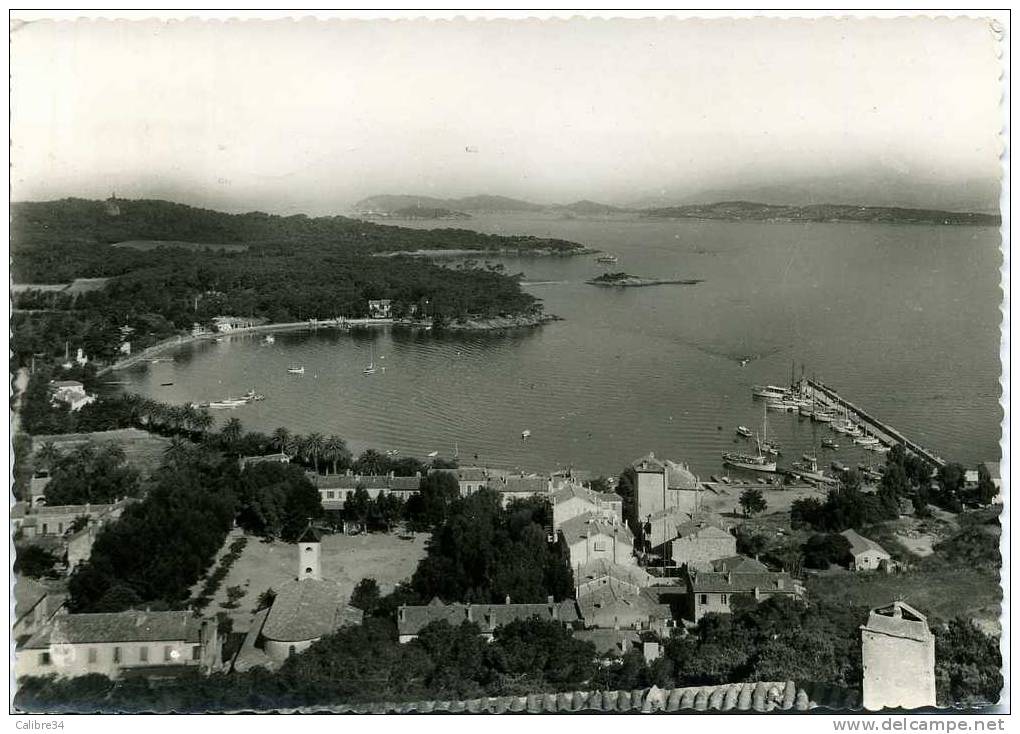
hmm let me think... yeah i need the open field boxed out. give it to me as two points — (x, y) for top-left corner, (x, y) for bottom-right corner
(30, 428), (171, 477)
(194, 530), (429, 626)
(112, 239), (248, 252)
(699, 482), (828, 519)
(806, 568), (1001, 635)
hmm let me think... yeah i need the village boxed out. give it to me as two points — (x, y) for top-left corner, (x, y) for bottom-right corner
(12, 384), (1003, 714)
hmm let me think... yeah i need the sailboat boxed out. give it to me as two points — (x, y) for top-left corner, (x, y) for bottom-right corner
(363, 345), (377, 375)
(759, 403), (781, 456)
(722, 433), (777, 473)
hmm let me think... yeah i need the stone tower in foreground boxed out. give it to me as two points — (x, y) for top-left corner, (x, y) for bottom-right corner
(861, 601), (936, 710)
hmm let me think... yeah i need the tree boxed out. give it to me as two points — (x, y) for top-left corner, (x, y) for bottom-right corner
(14, 545), (62, 578)
(255, 587), (277, 611)
(305, 432), (325, 474)
(375, 492), (404, 532)
(802, 533), (852, 570)
(350, 578), (381, 615)
(162, 436), (193, 468)
(221, 417), (243, 449)
(739, 487), (767, 517)
(34, 441), (62, 472)
(972, 464), (998, 505)
(345, 486), (372, 532)
(322, 435), (350, 474)
(353, 449), (389, 476)
(236, 462), (323, 541)
(271, 427), (291, 456)
(935, 618), (1003, 706)
(45, 441), (141, 505)
(411, 471), (460, 529)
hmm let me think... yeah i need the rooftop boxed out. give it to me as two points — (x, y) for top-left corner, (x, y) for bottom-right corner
(262, 578), (362, 643)
(840, 529), (891, 558)
(552, 483), (622, 507)
(861, 601), (931, 643)
(575, 558), (653, 590)
(310, 473), (422, 491)
(397, 599), (580, 637)
(688, 565), (797, 594)
(632, 453), (700, 490)
(559, 512), (635, 547)
(22, 610), (202, 649)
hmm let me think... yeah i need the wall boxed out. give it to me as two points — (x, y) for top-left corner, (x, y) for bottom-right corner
(16, 640), (200, 680)
(264, 636), (318, 662)
(861, 630), (936, 710)
(852, 550), (889, 571)
(567, 533), (635, 568)
(636, 470), (666, 520)
(671, 534), (736, 567)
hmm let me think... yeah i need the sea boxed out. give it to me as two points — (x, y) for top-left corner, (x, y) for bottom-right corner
(118, 215), (1003, 479)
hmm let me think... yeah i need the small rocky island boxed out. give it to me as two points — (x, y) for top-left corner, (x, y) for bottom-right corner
(586, 272), (703, 288)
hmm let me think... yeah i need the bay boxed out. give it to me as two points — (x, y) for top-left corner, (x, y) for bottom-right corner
(121, 216), (1003, 478)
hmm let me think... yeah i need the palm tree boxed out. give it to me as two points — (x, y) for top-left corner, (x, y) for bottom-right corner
(305, 432), (325, 474)
(322, 435), (349, 474)
(284, 433), (300, 460)
(222, 417), (243, 447)
(163, 436), (192, 467)
(35, 441), (62, 472)
(272, 427), (292, 457)
(192, 409), (214, 437)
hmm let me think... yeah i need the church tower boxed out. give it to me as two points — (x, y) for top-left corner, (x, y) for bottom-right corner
(861, 601), (936, 710)
(297, 525), (321, 581)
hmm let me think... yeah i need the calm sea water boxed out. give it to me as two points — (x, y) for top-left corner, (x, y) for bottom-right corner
(120, 216), (1003, 478)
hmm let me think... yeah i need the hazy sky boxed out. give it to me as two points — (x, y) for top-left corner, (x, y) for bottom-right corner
(11, 17), (1003, 213)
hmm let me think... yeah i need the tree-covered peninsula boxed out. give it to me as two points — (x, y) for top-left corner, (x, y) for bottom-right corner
(11, 198), (587, 367)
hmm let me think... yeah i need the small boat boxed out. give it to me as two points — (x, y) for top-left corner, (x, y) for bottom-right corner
(160, 382), (174, 387)
(595, 254), (619, 264)
(821, 438), (838, 449)
(364, 346), (377, 375)
(521, 429), (532, 439)
(243, 389), (265, 402)
(720, 476), (731, 484)
(287, 366), (305, 374)
(831, 461), (847, 473)
(752, 384), (790, 400)
(209, 398), (247, 409)
(427, 451), (439, 458)
(756, 478), (768, 485)
(736, 425), (753, 438)
(710, 475), (721, 483)
(812, 411), (835, 423)
(765, 399), (799, 412)
(853, 435), (880, 447)
(262, 334), (275, 345)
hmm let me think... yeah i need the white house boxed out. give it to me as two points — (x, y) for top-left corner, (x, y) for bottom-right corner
(841, 529), (892, 571)
(50, 380), (95, 412)
(559, 512), (635, 568)
(368, 300), (393, 319)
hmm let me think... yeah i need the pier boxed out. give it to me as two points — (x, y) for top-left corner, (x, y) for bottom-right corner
(803, 379), (946, 469)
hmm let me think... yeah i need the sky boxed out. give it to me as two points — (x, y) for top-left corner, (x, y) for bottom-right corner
(10, 17), (1004, 214)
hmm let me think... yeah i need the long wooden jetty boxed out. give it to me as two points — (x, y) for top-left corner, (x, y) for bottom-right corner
(803, 378), (946, 469)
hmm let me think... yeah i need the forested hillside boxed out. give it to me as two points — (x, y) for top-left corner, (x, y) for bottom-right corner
(11, 198), (584, 367)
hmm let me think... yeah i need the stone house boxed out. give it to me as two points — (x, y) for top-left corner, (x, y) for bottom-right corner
(632, 453), (702, 522)
(16, 610), (220, 680)
(670, 519), (737, 568)
(559, 512), (635, 569)
(684, 556), (802, 622)
(396, 597), (580, 644)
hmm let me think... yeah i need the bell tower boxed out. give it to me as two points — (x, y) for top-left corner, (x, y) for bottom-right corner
(296, 524), (321, 581)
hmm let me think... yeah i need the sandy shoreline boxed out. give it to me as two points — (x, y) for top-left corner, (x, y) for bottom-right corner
(97, 313), (560, 375)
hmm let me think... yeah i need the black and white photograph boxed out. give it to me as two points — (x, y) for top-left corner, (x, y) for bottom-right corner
(8, 11), (1008, 718)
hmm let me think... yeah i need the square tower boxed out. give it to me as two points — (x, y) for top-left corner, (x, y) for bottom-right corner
(297, 525), (322, 580)
(861, 601), (936, 710)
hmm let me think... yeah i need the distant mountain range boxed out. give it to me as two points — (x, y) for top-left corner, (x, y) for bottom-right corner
(356, 193), (999, 225)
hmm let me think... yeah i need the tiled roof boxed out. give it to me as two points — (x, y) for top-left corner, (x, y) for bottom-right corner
(23, 610), (201, 649)
(573, 628), (641, 657)
(631, 454), (700, 490)
(574, 559), (652, 590)
(14, 578), (49, 621)
(841, 529), (890, 558)
(486, 475), (550, 494)
(310, 473), (421, 491)
(711, 555), (769, 573)
(273, 681), (860, 713)
(262, 578), (362, 642)
(552, 483), (623, 507)
(576, 585), (671, 628)
(688, 569), (797, 594)
(559, 513), (634, 547)
(397, 600), (580, 637)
